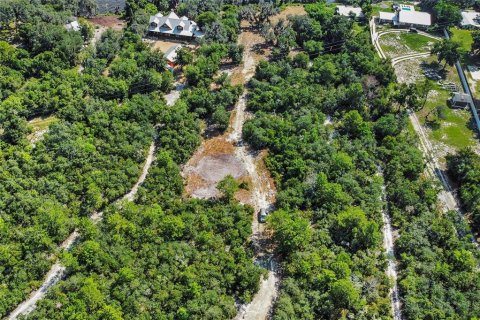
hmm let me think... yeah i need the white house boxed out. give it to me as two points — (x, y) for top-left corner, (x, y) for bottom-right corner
(461, 11), (480, 28)
(148, 11), (204, 39)
(336, 5), (364, 18)
(379, 11), (397, 24)
(378, 9), (431, 28)
(398, 11), (431, 28)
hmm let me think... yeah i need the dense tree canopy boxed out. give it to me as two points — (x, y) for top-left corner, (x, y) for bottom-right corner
(447, 148), (480, 231)
(1, 1), (479, 319)
(244, 2), (480, 319)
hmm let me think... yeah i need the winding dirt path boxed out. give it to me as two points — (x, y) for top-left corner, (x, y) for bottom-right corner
(7, 86), (183, 320)
(181, 28), (280, 320)
(378, 173), (402, 320)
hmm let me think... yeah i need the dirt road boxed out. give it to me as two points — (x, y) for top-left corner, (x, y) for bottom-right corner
(181, 26), (281, 320)
(409, 111), (479, 247)
(378, 175), (402, 320)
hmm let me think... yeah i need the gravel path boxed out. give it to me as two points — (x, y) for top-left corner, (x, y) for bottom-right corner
(228, 31), (280, 320)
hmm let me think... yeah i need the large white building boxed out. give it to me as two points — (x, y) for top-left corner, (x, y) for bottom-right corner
(148, 11), (204, 39)
(379, 6), (431, 29)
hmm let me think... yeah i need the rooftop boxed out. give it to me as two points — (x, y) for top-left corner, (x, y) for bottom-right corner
(379, 11), (397, 21)
(461, 11), (480, 27)
(65, 20), (80, 32)
(398, 10), (431, 26)
(336, 5), (364, 18)
(148, 11), (204, 38)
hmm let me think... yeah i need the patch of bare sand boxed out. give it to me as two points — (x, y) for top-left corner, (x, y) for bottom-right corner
(182, 136), (247, 199)
(256, 150), (277, 205)
(182, 19), (273, 200)
(149, 40), (181, 53)
(230, 31), (265, 86)
(271, 5), (307, 24)
(394, 58), (425, 84)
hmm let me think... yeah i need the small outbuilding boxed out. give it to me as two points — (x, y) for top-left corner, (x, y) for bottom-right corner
(449, 92), (473, 109)
(461, 11), (480, 28)
(164, 44), (182, 68)
(336, 5), (364, 19)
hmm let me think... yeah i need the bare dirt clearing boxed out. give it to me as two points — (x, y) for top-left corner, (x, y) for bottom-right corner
(27, 116), (58, 143)
(394, 58), (426, 84)
(182, 29), (269, 202)
(271, 5), (306, 24)
(146, 39), (182, 53)
(87, 16), (125, 30)
(181, 8), (313, 319)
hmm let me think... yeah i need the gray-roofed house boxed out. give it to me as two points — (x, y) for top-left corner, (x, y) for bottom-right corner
(148, 11), (204, 40)
(398, 10), (431, 28)
(449, 92), (473, 109)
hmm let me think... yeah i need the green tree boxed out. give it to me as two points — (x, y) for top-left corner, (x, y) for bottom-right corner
(330, 279), (360, 311)
(431, 39), (462, 69)
(268, 210), (312, 254)
(217, 175), (239, 201)
(333, 207), (380, 252)
(434, 0), (462, 28)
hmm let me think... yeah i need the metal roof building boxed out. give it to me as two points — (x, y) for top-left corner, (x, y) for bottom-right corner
(398, 11), (431, 27)
(461, 11), (480, 28)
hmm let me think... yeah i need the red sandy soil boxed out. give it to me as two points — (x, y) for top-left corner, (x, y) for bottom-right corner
(87, 16), (125, 30)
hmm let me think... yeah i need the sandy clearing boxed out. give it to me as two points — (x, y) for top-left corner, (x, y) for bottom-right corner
(271, 5), (306, 24)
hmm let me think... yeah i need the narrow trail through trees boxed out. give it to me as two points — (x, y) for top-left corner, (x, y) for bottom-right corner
(7, 87), (182, 320)
(370, 18), (480, 319)
(369, 18), (405, 320)
(379, 173), (402, 320)
(180, 27), (280, 319)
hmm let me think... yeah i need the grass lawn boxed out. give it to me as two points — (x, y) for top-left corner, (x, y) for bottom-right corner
(29, 116), (58, 132)
(417, 83), (476, 149)
(372, 2), (394, 16)
(450, 27), (473, 53)
(379, 32), (438, 58)
(401, 32), (437, 52)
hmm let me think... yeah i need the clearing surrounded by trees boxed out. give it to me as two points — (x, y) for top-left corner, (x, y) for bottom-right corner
(0, 1), (479, 320)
